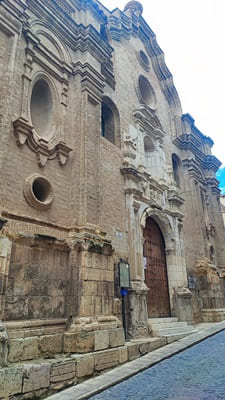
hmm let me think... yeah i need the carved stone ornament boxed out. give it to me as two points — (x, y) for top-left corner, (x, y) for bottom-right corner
(13, 118), (72, 167)
(133, 105), (164, 141)
(71, 229), (114, 256)
(206, 222), (216, 239)
(13, 23), (73, 168)
(168, 189), (185, 207)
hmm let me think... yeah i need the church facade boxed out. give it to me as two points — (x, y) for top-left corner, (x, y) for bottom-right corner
(0, 0), (225, 396)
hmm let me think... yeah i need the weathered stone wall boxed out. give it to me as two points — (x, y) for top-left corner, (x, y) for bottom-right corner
(221, 195), (225, 226)
(4, 242), (69, 321)
(0, 335), (165, 399)
(0, 0), (225, 380)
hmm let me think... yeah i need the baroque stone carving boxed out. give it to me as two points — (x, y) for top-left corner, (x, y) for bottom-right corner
(13, 117), (72, 167)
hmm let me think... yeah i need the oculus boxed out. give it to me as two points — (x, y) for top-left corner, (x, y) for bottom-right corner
(23, 174), (54, 210)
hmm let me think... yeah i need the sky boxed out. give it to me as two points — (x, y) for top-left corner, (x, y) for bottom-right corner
(100, 0), (225, 167)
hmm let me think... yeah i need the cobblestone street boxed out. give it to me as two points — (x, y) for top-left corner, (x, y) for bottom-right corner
(89, 330), (225, 400)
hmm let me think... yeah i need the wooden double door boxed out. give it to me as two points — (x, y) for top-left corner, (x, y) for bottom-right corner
(143, 217), (171, 317)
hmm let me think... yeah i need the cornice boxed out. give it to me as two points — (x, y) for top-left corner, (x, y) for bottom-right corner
(182, 114), (214, 147)
(205, 177), (221, 196)
(25, 0), (113, 65)
(167, 189), (185, 207)
(181, 158), (206, 184)
(174, 133), (221, 175)
(0, 0), (28, 34)
(120, 166), (143, 183)
(133, 105), (164, 141)
(104, 6), (181, 110)
(73, 61), (105, 101)
(204, 155), (221, 173)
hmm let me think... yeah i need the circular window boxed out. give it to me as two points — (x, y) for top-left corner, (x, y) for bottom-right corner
(138, 76), (157, 109)
(24, 174), (54, 210)
(30, 79), (53, 139)
(32, 177), (52, 203)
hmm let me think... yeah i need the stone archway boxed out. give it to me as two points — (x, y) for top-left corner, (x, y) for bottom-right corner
(143, 217), (171, 317)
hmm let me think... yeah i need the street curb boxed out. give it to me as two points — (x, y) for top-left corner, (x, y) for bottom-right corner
(45, 320), (225, 400)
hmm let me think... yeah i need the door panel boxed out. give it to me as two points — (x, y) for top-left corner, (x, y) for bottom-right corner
(143, 218), (170, 317)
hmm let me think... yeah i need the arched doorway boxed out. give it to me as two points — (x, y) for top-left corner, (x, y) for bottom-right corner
(143, 217), (171, 317)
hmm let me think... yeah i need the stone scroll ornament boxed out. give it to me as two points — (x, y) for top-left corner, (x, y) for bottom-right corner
(13, 117), (72, 168)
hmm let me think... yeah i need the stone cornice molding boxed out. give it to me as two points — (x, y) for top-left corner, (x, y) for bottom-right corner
(0, 228), (69, 251)
(28, 0), (107, 23)
(70, 0), (107, 23)
(120, 166), (143, 183)
(182, 158), (220, 195)
(73, 61), (105, 102)
(70, 228), (113, 255)
(182, 159), (206, 184)
(133, 105), (164, 142)
(182, 114), (214, 147)
(175, 115), (221, 175)
(175, 138), (221, 175)
(23, 27), (73, 78)
(168, 189), (185, 207)
(1, 0), (29, 31)
(104, 6), (181, 110)
(204, 155), (221, 173)
(25, 0), (113, 66)
(206, 178), (221, 197)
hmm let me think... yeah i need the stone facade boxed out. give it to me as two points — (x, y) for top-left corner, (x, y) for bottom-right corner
(0, 0), (225, 397)
(221, 195), (225, 226)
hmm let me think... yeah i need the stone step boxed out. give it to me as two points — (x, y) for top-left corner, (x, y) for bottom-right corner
(149, 321), (187, 329)
(148, 317), (178, 324)
(165, 330), (198, 344)
(152, 325), (196, 337)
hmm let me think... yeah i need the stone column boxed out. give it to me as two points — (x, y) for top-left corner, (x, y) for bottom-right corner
(126, 193), (149, 338)
(64, 233), (125, 353)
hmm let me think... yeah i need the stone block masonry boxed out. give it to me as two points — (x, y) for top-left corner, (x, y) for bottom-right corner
(0, 336), (165, 399)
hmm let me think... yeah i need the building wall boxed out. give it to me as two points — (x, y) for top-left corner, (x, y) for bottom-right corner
(221, 195), (225, 227)
(0, 0), (225, 340)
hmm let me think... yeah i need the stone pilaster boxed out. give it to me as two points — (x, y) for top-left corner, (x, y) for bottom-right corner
(76, 64), (104, 228)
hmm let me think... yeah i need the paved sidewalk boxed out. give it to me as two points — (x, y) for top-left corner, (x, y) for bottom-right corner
(46, 320), (225, 400)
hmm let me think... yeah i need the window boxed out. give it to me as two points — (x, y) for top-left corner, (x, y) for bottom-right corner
(138, 75), (156, 109)
(172, 154), (181, 187)
(101, 97), (120, 147)
(30, 79), (53, 139)
(144, 136), (155, 168)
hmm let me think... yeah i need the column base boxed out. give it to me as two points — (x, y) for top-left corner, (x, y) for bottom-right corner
(128, 281), (149, 339)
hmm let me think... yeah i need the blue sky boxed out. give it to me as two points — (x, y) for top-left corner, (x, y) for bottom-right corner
(101, 0), (225, 167)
